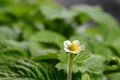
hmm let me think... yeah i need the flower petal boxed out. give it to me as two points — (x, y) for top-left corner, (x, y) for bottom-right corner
(64, 47), (70, 52)
(72, 40), (80, 45)
(69, 50), (79, 54)
(80, 44), (85, 51)
(71, 51), (78, 54)
(64, 40), (71, 47)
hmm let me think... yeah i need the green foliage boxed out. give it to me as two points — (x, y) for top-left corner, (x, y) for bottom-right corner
(107, 73), (120, 80)
(0, 26), (18, 40)
(0, 0), (120, 80)
(29, 30), (65, 48)
(0, 59), (58, 80)
(81, 73), (91, 80)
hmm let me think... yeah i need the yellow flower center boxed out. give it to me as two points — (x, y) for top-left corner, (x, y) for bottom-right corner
(69, 43), (79, 51)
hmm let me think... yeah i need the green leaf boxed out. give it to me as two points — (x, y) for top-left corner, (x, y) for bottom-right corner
(8, 4), (32, 18)
(74, 51), (91, 66)
(55, 52), (69, 72)
(28, 41), (60, 62)
(0, 50), (23, 64)
(40, 4), (63, 20)
(0, 40), (29, 64)
(90, 37), (115, 58)
(110, 37), (120, 57)
(0, 26), (18, 40)
(71, 5), (120, 43)
(90, 74), (103, 80)
(55, 51), (91, 73)
(81, 73), (91, 80)
(0, 78), (34, 80)
(107, 73), (120, 80)
(29, 30), (66, 49)
(83, 55), (107, 74)
(4, 40), (29, 57)
(0, 59), (58, 80)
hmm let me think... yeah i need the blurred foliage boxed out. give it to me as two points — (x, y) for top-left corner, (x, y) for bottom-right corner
(0, 0), (120, 80)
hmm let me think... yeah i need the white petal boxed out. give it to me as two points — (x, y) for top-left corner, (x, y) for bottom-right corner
(80, 44), (85, 51)
(69, 50), (79, 54)
(64, 48), (77, 54)
(72, 40), (80, 45)
(64, 40), (71, 47)
(64, 47), (70, 52)
(71, 51), (78, 54)
(73, 50), (81, 54)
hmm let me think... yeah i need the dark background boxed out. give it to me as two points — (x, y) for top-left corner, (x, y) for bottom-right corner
(54, 0), (120, 24)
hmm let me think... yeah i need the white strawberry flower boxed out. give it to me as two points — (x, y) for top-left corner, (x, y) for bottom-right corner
(64, 40), (85, 54)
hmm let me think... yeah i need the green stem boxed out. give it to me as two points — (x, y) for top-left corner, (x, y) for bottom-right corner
(67, 54), (74, 80)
